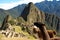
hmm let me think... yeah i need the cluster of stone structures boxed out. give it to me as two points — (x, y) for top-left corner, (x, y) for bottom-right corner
(0, 30), (26, 38)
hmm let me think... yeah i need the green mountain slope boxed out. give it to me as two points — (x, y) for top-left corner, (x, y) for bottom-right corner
(0, 9), (8, 25)
(20, 2), (45, 24)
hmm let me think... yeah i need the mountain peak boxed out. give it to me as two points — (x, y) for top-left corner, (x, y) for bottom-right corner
(20, 2), (35, 21)
(20, 2), (45, 24)
(28, 2), (33, 6)
(28, 2), (33, 5)
(27, 2), (34, 8)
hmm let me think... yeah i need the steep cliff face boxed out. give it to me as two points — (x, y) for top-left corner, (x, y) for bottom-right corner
(0, 9), (8, 25)
(0, 15), (12, 30)
(45, 13), (60, 33)
(20, 2), (45, 24)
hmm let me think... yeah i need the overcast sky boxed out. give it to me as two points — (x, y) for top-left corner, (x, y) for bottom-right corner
(0, 0), (59, 10)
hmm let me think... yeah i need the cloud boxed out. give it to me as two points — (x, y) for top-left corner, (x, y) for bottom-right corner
(22, 0), (44, 3)
(0, 0), (44, 10)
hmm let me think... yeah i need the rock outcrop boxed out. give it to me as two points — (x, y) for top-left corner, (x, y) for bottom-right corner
(0, 15), (12, 30)
(20, 2), (45, 24)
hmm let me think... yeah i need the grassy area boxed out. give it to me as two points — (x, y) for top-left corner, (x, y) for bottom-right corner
(12, 25), (22, 33)
(4, 25), (35, 40)
(1, 37), (37, 40)
(0, 33), (5, 40)
(0, 25), (36, 40)
(56, 33), (60, 37)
